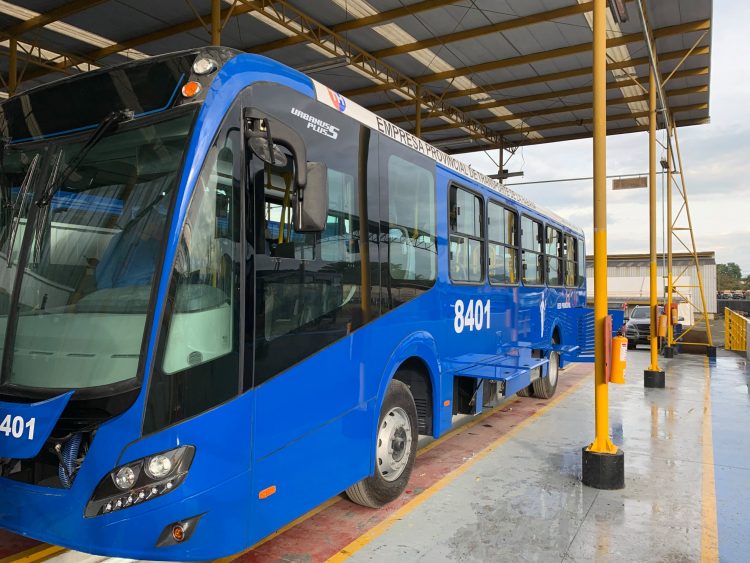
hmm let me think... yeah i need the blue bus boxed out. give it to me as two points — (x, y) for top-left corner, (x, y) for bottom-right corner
(0, 48), (591, 560)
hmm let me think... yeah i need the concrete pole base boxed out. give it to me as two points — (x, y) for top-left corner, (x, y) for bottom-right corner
(662, 346), (675, 358)
(582, 446), (625, 490)
(644, 369), (666, 388)
(706, 346), (717, 358)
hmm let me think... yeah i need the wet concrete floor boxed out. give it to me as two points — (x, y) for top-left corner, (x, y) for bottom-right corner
(346, 349), (750, 562)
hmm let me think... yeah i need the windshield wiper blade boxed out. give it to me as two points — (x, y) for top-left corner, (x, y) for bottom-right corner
(5, 153), (39, 266)
(32, 150), (62, 263)
(35, 108), (133, 208)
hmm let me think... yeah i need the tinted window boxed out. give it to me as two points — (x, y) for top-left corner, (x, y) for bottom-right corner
(146, 105), (241, 432)
(521, 216), (543, 285)
(450, 186), (483, 283)
(248, 84), (380, 387)
(564, 233), (577, 287)
(488, 201), (518, 284)
(577, 238), (586, 286)
(546, 226), (563, 286)
(386, 153), (436, 285)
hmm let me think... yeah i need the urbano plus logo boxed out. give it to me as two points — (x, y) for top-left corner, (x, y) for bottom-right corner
(327, 88), (347, 112)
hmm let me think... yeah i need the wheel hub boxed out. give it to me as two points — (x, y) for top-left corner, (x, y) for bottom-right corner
(376, 406), (413, 482)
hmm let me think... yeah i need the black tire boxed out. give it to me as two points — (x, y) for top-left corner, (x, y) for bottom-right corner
(627, 340), (636, 350)
(532, 350), (559, 399)
(517, 384), (533, 397)
(345, 379), (418, 508)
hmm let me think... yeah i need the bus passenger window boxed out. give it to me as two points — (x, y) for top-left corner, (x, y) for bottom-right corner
(564, 234), (577, 286)
(449, 186), (483, 283)
(386, 154), (436, 284)
(521, 216), (543, 285)
(546, 226), (563, 286)
(577, 238), (586, 286)
(488, 201), (518, 284)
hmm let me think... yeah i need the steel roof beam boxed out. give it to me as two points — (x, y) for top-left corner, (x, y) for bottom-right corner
(444, 116), (709, 154)
(232, 0), (503, 148)
(367, 49), (708, 115)
(365, 45), (709, 110)
(253, 0), (457, 54)
(431, 102), (707, 146)
(17, 3), (260, 84)
(371, 2), (595, 60)
(343, 19), (710, 97)
(385, 68), (708, 125)
(418, 85), (707, 134)
(1, 0), (109, 38)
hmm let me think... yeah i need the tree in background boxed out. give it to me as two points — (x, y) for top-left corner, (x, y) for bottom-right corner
(717, 262), (743, 290)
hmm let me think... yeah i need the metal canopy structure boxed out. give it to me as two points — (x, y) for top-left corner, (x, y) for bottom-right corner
(0, 0), (712, 156)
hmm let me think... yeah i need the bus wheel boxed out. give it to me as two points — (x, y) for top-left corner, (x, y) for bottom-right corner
(517, 384), (533, 397)
(532, 350), (559, 399)
(346, 380), (418, 508)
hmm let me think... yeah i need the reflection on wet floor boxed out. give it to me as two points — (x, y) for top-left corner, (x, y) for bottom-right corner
(348, 348), (749, 562)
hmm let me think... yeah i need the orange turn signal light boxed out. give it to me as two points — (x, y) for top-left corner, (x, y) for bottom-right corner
(258, 485), (277, 500)
(443, 400), (450, 407)
(172, 524), (185, 542)
(181, 81), (202, 98)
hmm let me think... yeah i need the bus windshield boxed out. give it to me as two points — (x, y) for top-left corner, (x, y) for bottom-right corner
(0, 108), (196, 391)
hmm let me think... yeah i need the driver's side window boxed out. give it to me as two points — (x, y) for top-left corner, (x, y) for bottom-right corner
(145, 105), (242, 433)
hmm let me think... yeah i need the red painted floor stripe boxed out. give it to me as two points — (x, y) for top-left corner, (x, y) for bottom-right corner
(0, 530), (41, 559)
(232, 364), (591, 562)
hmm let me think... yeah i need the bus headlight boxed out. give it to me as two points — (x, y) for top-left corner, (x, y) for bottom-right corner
(85, 446), (195, 518)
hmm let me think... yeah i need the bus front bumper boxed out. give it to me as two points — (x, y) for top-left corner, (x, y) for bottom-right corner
(0, 468), (252, 561)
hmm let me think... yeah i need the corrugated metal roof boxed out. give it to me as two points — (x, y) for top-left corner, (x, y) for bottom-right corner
(0, 0), (712, 153)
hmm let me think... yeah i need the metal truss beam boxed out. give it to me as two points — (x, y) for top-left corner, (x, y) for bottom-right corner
(416, 85), (706, 135)
(443, 116), (709, 154)
(1, 0), (109, 37)
(253, 0), (457, 53)
(363, 46), (709, 109)
(386, 74), (707, 126)
(344, 19), (710, 97)
(233, 0), (503, 148)
(430, 102), (706, 146)
(17, 3), (260, 84)
(370, 2), (594, 60)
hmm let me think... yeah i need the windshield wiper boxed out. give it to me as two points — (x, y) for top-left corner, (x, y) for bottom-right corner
(35, 108), (134, 208)
(5, 153), (39, 266)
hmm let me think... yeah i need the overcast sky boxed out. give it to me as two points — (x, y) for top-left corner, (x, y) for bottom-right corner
(462, 1), (749, 275)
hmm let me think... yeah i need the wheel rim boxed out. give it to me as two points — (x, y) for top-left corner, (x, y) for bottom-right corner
(376, 406), (413, 482)
(548, 351), (559, 387)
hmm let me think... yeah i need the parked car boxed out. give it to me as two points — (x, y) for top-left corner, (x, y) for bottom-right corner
(624, 305), (660, 349)
(733, 291), (745, 299)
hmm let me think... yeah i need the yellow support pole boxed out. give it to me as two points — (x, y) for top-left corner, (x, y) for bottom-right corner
(8, 38), (17, 97)
(666, 122), (674, 349)
(587, 0), (616, 457)
(582, 0), (623, 492)
(644, 68), (665, 386)
(211, 0), (221, 46)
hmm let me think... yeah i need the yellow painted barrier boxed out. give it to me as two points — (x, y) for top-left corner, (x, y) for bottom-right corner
(724, 308), (748, 353)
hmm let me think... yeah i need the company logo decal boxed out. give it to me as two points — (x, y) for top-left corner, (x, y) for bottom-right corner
(327, 88), (347, 112)
(290, 107), (339, 140)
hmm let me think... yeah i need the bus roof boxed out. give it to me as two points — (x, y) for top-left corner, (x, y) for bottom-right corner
(308, 78), (582, 235)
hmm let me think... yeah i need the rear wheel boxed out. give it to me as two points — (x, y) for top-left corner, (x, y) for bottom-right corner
(532, 350), (559, 399)
(627, 340), (636, 350)
(346, 380), (418, 508)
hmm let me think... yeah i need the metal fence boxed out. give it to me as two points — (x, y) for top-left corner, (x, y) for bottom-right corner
(724, 308), (749, 354)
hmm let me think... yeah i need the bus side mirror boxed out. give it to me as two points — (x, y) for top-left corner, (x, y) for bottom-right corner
(294, 161), (327, 232)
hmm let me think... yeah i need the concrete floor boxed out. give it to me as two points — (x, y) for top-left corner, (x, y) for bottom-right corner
(345, 349), (749, 563)
(4, 347), (748, 562)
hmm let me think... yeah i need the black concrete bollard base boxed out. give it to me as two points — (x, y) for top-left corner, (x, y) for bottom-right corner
(644, 369), (665, 388)
(706, 346), (717, 358)
(582, 446), (625, 490)
(662, 346), (675, 358)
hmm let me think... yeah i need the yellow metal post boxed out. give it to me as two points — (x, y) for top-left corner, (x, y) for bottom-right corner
(647, 68), (661, 372)
(211, 0), (221, 46)
(8, 38), (17, 97)
(588, 0), (616, 456)
(666, 123), (674, 348)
